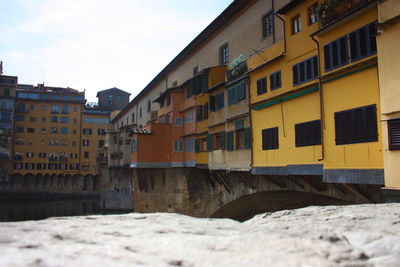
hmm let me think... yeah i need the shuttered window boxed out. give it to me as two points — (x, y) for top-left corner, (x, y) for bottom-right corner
(262, 127), (279, 150)
(196, 105), (203, 122)
(334, 104), (378, 145)
(349, 21), (377, 62)
(295, 120), (321, 147)
(227, 131), (234, 151)
(324, 35), (348, 72)
(204, 103), (209, 120)
(210, 93), (224, 112)
(388, 119), (400, 150)
(214, 131), (225, 150)
(270, 71), (281, 90)
(292, 55), (318, 86)
(195, 138), (200, 153)
(207, 134), (213, 151)
(257, 77), (267, 95)
(228, 81), (246, 105)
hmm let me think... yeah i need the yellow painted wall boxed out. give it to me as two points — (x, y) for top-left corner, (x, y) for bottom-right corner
(323, 65), (383, 170)
(195, 93), (209, 165)
(377, 0), (400, 188)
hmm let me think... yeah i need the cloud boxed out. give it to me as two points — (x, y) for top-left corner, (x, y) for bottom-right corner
(1, 0), (233, 101)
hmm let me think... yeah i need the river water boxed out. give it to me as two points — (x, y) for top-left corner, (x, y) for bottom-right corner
(0, 197), (102, 222)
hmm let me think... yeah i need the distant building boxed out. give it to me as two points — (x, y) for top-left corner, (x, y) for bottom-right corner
(0, 72), (17, 182)
(96, 87), (131, 111)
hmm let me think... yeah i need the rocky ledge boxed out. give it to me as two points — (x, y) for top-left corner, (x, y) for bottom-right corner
(1, 204), (400, 266)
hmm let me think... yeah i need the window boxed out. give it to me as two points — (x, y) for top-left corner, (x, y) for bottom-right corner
(42, 105), (47, 111)
(62, 95), (72, 101)
(257, 77), (267, 95)
(73, 129), (77, 134)
(308, 3), (319, 25)
(16, 115), (24, 121)
(17, 92), (28, 98)
(292, 56), (318, 85)
(42, 128), (46, 134)
(3, 89), (9, 96)
(49, 152), (57, 160)
(16, 126), (24, 133)
(196, 105), (203, 122)
(26, 152), (34, 158)
(132, 138), (138, 152)
(295, 120), (321, 147)
(25, 163), (35, 170)
(262, 127), (279, 150)
(184, 111), (194, 124)
(147, 100), (151, 112)
(61, 116), (69, 123)
(83, 128), (92, 135)
(97, 129), (105, 135)
(108, 95), (113, 105)
(174, 140), (183, 152)
(388, 119), (400, 150)
(214, 132), (225, 150)
(50, 127), (58, 134)
(14, 163), (23, 170)
(334, 104), (378, 145)
(210, 92), (224, 112)
(83, 140), (89, 146)
(27, 128), (35, 133)
(175, 116), (182, 126)
(236, 129), (245, 149)
(160, 98), (165, 108)
(131, 113), (135, 123)
(349, 22), (377, 62)
(60, 139), (68, 146)
(228, 81), (246, 105)
(324, 35), (348, 72)
(204, 103), (209, 120)
(70, 164), (79, 170)
(73, 107), (78, 112)
(193, 66), (198, 76)
(40, 94), (50, 100)
(189, 75), (208, 97)
(37, 163), (46, 170)
(220, 43), (229, 65)
(166, 95), (171, 107)
(73, 96), (83, 102)
(51, 105), (59, 114)
(98, 140), (105, 148)
(52, 95), (60, 100)
(82, 163), (90, 171)
(61, 105), (69, 114)
(292, 14), (301, 34)
(262, 11), (274, 38)
(72, 141), (76, 146)
(15, 138), (23, 145)
(185, 137), (194, 152)
(201, 138), (207, 152)
(48, 163), (57, 170)
(51, 116), (58, 123)
(70, 153), (78, 158)
(84, 152), (89, 159)
(270, 71), (281, 90)
(49, 139), (58, 146)
(29, 116), (36, 122)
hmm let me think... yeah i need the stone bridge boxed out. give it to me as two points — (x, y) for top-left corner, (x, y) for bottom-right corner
(133, 168), (384, 221)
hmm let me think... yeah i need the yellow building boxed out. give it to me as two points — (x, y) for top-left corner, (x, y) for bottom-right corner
(376, 0), (400, 200)
(249, 0), (383, 185)
(13, 84), (84, 176)
(81, 110), (110, 175)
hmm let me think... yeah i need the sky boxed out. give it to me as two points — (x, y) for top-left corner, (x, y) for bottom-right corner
(0, 0), (234, 102)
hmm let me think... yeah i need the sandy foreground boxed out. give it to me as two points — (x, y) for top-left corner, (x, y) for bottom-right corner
(0, 204), (399, 266)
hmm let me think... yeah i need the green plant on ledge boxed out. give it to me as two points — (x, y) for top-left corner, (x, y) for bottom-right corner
(228, 54), (247, 81)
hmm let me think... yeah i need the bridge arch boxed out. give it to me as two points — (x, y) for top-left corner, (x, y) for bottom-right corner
(210, 190), (352, 222)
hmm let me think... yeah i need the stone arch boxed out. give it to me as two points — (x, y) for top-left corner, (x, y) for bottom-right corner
(210, 190), (352, 222)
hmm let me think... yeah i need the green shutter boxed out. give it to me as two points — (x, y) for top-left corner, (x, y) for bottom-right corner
(201, 75), (208, 92)
(238, 82), (246, 100)
(228, 87), (233, 105)
(204, 103), (209, 120)
(235, 119), (244, 130)
(227, 131), (234, 151)
(210, 95), (215, 112)
(207, 134), (213, 151)
(245, 127), (251, 149)
(232, 85), (238, 104)
(195, 138), (200, 153)
(221, 131), (225, 150)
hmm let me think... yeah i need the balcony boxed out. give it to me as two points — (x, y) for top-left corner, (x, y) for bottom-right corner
(227, 58), (248, 82)
(319, 0), (374, 27)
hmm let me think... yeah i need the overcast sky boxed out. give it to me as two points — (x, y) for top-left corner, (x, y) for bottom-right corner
(0, 0), (234, 102)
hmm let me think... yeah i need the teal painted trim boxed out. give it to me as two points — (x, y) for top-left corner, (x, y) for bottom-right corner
(252, 63), (377, 111)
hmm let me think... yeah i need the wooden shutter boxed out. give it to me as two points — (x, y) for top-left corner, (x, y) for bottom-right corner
(232, 85), (237, 104)
(210, 95), (215, 112)
(293, 65), (299, 85)
(388, 119), (400, 150)
(201, 75), (208, 92)
(204, 103), (209, 120)
(335, 111), (346, 145)
(228, 87), (233, 105)
(227, 131), (234, 151)
(270, 73), (275, 89)
(221, 131), (225, 150)
(207, 134), (213, 151)
(195, 138), (200, 153)
(238, 82), (245, 100)
(276, 71), (281, 88)
(244, 127), (251, 149)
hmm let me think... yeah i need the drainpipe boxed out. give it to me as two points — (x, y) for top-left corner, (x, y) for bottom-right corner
(275, 13), (286, 54)
(311, 35), (325, 161)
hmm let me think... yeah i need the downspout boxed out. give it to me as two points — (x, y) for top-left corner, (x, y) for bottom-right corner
(275, 13), (286, 54)
(311, 35), (325, 161)
(247, 75), (254, 170)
